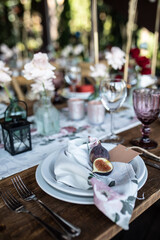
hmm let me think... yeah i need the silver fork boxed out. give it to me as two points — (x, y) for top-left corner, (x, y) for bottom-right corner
(11, 176), (81, 237)
(0, 191), (70, 240)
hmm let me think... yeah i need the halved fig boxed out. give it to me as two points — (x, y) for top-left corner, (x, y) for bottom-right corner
(90, 141), (110, 163)
(92, 158), (113, 175)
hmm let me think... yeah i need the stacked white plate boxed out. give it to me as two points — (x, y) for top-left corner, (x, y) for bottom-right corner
(62, 88), (92, 100)
(35, 143), (148, 205)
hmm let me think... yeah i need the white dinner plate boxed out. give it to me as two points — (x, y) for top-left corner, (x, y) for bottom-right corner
(62, 88), (91, 100)
(36, 163), (94, 205)
(35, 162), (148, 205)
(41, 143), (147, 197)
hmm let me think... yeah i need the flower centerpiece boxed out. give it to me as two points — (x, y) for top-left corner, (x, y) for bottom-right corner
(23, 52), (60, 136)
(23, 52), (56, 95)
(0, 60), (12, 100)
(89, 63), (109, 100)
(130, 47), (155, 88)
(105, 46), (126, 78)
(61, 44), (84, 58)
(60, 43), (85, 66)
(88, 47), (126, 101)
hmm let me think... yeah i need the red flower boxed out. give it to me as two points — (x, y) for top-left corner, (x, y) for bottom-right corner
(141, 67), (151, 75)
(130, 48), (140, 59)
(115, 74), (123, 81)
(136, 56), (150, 68)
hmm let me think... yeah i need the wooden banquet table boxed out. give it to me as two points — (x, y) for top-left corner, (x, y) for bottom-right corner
(0, 121), (160, 240)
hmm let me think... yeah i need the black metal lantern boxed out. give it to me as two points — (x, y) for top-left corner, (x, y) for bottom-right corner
(1, 99), (32, 155)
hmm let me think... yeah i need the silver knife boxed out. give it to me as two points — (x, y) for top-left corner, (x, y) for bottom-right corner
(142, 153), (160, 163)
(144, 159), (160, 170)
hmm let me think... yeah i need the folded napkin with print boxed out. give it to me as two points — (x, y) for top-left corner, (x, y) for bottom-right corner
(53, 138), (140, 230)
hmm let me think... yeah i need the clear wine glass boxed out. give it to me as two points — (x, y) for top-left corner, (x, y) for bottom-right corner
(130, 88), (160, 149)
(100, 78), (127, 143)
(64, 65), (81, 92)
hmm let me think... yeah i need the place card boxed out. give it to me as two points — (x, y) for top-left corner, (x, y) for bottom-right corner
(109, 144), (140, 163)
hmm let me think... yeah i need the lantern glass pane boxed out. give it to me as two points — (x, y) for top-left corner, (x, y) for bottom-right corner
(12, 127), (31, 154)
(3, 128), (11, 151)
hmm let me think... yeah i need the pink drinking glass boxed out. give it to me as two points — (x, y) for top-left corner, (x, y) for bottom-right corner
(131, 88), (160, 149)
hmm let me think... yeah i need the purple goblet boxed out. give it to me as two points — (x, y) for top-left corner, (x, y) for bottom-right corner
(131, 88), (160, 149)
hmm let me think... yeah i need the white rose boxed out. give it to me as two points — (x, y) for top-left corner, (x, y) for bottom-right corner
(31, 78), (55, 94)
(23, 52), (56, 94)
(105, 47), (126, 70)
(73, 44), (84, 56)
(0, 61), (12, 86)
(23, 52), (56, 81)
(32, 52), (55, 70)
(61, 45), (73, 57)
(0, 44), (13, 60)
(90, 63), (109, 78)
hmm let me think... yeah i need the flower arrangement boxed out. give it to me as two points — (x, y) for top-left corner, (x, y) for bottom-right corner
(90, 63), (109, 85)
(0, 44), (19, 62)
(129, 47), (155, 88)
(0, 60), (12, 99)
(23, 52), (55, 95)
(61, 44), (84, 58)
(23, 52), (60, 136)
(88, 63), (109, 100)
(105, 47), (126, 71)
(130, 47), (151, 75)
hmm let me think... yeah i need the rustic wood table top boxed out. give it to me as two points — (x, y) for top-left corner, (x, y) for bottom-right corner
(0, 121), (160, 240)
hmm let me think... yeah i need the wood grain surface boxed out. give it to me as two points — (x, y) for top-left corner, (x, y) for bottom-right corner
(0, 121), (160, 240)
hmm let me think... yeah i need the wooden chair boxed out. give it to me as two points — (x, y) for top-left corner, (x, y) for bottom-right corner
(11, 76), (33, 101)
(11, 76), (35, 116)
(79, 60), (109, 85)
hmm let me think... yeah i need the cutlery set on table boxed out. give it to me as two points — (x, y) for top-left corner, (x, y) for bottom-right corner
(0, 175), (81, 240)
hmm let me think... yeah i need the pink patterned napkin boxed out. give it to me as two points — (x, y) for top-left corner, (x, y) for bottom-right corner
(90, 164), (138, 230)
(53, 137), (138, 230)
(88, 137), (138, 230)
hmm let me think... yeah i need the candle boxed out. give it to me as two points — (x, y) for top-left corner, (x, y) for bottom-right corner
(68, 99), (85, 120)
(87, 100), (105, 125)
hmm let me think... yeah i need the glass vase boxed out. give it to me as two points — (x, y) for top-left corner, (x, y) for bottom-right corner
(88, 84), (100, 101)
(34, 95), (60, 136)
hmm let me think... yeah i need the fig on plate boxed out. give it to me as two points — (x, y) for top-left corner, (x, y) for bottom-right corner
(90, 141), (110, 163)
(92, 158), (113, 175)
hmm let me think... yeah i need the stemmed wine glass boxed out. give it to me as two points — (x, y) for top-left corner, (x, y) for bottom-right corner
(130, 88), (160, 149)
(100, 78), (127, 143)
(64, 65), (81, 93)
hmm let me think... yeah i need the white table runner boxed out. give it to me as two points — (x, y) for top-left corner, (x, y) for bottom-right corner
(0, 103), (140, 180)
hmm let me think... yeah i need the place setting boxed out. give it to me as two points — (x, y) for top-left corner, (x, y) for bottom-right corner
(35, 135), (149, 230)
